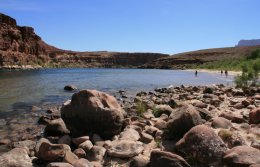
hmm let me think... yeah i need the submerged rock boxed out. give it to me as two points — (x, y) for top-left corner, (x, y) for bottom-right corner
(61, 90), (125, 139)
(64, 85), (77, 91)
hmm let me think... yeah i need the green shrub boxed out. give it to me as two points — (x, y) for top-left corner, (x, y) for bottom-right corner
(152, 106), (160, 117)
(235, 60), (260, 87)
(218, 129), (233, 141)
(136, 101), (147, 116)
(194, 48), (260, 71)
(247, 49), (260, 60)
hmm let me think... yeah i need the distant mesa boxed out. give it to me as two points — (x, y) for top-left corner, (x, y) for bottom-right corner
(236, 39), (260, 47)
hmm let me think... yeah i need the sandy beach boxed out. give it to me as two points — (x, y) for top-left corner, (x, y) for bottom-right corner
(186, 69), (242, 76)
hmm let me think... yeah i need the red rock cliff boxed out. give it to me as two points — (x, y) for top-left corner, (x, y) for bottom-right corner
(0, 13), (168, 68)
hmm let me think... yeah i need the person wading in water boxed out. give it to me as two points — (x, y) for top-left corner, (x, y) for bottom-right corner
(225, 70), (228, 77)
(195, 70), (198, 77)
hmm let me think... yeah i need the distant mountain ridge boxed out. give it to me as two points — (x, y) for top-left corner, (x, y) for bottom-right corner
(236, 39), (260, 47)
(142, 46), (260, 69)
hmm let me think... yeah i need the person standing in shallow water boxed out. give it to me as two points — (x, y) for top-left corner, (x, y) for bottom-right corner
(221, 70), (223, 75)
(195, 70), (198, 77)
(225, 70), (228, 77)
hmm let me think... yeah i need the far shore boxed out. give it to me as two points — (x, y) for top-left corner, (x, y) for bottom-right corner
(186, 69), (242, 76)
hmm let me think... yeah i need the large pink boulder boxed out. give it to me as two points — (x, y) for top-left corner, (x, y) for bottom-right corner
(61, 90), (125, 139)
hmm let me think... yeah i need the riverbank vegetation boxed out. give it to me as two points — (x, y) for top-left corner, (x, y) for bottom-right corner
(192, 49), (260, 71)
(192, 49), (260, 87)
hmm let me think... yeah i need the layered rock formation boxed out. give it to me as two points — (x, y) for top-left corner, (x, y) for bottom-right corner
(0, 13), (59, 68)
(0, 13), (168, 69)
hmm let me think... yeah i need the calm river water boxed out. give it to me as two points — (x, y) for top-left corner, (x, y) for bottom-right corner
(0, 68), (234, 116)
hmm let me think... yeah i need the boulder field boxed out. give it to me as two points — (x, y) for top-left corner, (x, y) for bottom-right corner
(0, 85), (260, 167)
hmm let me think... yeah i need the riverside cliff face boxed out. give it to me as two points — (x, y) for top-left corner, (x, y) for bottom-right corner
(0, 13), (168, 69)
(0, 13), (60, 68)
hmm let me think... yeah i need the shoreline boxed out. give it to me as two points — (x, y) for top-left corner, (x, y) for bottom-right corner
(186, 69), (242, 76)
(0, 84), (259, 166)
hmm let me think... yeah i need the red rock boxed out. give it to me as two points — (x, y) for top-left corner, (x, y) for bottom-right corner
(254, 95), (260, 100)
(211, 117), (232, 129)
(167, 104), (202, 139)
(149, 150), (190, 167)
(47, 163), (73, 167)
(193, 101), (207, 108)
(0, 148), (32, 167)
(36, 138), (71, 161)
(175, 125), (228, 166)
(223, 146), (260, 167)
(72, 136), (90, 146)
(73, 158), (92, 167)
(249, 107), (260, 124)
(130, 155), (149, 167)
(107, 140), (144, 158)
(63, 151), (79, 165)
(44, 118), (70, 136)
(61, 90), (125, 139)
(220, 112), (246, 123)
(73, 148), (86, 159)
(86, 146), (106, 162)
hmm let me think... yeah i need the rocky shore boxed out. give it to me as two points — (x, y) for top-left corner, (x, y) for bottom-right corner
(0, 85), (259, 167)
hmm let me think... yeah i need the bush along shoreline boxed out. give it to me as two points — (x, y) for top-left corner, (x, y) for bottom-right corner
(192, 49), (260, 72)
(0, 84), (259, 167)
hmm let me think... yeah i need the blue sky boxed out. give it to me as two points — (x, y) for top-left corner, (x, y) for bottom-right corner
(0, 0), (259, 54)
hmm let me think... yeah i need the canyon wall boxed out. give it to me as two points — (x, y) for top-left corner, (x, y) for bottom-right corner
(0, 13), (168, 69)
